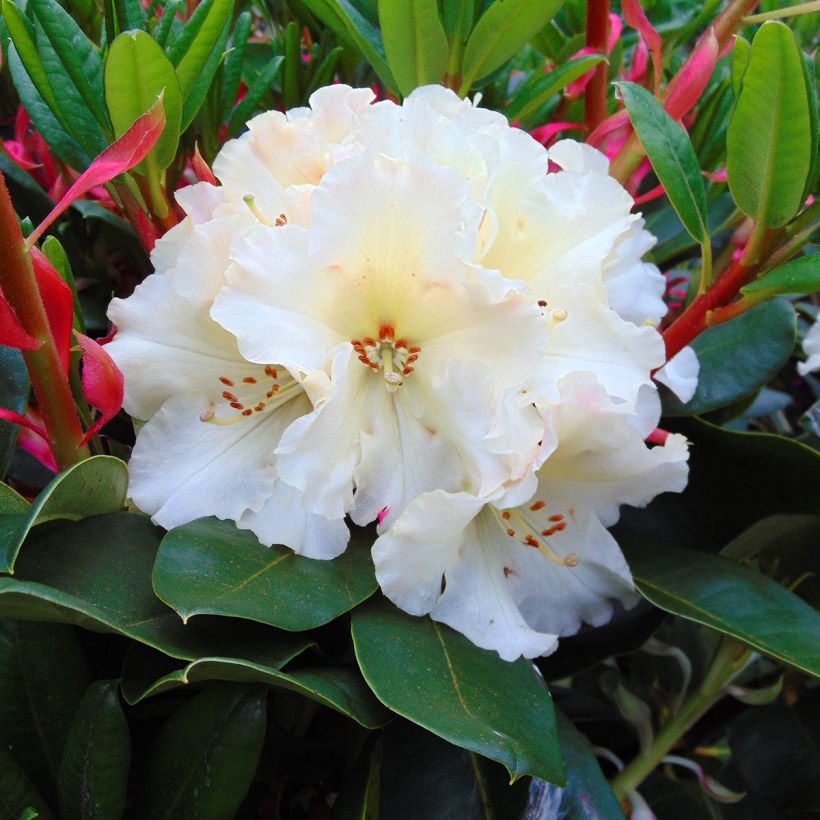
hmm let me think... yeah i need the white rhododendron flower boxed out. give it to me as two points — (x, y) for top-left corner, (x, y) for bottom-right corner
(372, 376), (689, 661)
(107, 83), (693, 659)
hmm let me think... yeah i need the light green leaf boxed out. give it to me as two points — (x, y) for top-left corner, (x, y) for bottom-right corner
(301, 0), (397, 90)
(505, 53), (607, 122)
(0, 455), (128, 574)
(104, 30), (182, 170)
(153, 517), (377, 631)
(742, 253), (820, 298)
(730, 34), (750, 98)
(379, 0), (449, 96)
(617, 80), (708, 243)
(662, 299), (796, 416)
(166, 0), (234, 129)
(121, 643), (389, 728)
(624, 542), (820, 677)
(57, 681), (130, 820)
(142, 683), (266, 820)
(460, 0), (564, 92)
(727, 21), (813, 228)
(351, 596), (565, 784)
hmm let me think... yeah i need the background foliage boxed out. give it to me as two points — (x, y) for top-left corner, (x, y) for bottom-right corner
(0, 0), (818, 817)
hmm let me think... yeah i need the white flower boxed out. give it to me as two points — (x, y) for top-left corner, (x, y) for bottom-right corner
(372, 375), (690, 661)
(798, 315), (820, 376)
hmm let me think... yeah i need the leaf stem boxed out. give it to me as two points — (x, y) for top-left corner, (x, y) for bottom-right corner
(0, 171), (89, 469)
(584, 0), (611, 133)
(611, 638), (752, 799)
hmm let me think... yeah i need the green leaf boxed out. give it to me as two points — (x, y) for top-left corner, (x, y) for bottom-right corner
(0, 348), (29, 478)
(142, 683), (266, 820)
(307, 45), (344, 95)
(555, 710), (625, 819)
(616, 80), (708, 243)
(665, 417), (820, 543)
(104, 31), (182, 171)
(727, 21), (813, 228)
(0, 512), (309, 667)
(379, 0), (449, 96)
(153, 0), (183, 49)
(0, 621), (89, 803)
(29, 0), (110, 133)
(220, 9), (251, 119)
(377, 719), (529, 820)
(152, 517), (377, 631)
(662, 299), (797, 416)
(742, 253), (820, 298)
(331, 736), (381, 820)
(228, 55), (283, 134)
(6, 45), (92, 170)
(0, 455), (128, 574)
(0, 745), (53, 820)
(624, 542), (820, 677)
(282, 21), (301, 110)
(460, 0), (564, 92)
(505, 53), (607, 122)
(166, 0), (234, 130)
(351, 596), (565, 784)
(730, 34), (750, 98)
(121, 643), (389, 728)
(57, 681), (130, 820)
(303, 0), (397, 90)
(800, 52), (819, 202)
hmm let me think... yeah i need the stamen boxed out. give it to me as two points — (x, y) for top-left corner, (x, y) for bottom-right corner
(530, 501), (545, 511)
(537, 299), (547, 307)
(243, 376), (257, 384)
(275, 213), (287, 227)
(501, 511), (511, 520)
(550, 307), (568, 323)
(219, 376), (234, 386)
(548, 513), (564, 522)
(243, 194), (272, 226)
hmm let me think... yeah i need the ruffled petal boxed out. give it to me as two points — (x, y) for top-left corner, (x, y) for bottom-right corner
(798, 316), (820, 376)
(655, 346), (700, 402)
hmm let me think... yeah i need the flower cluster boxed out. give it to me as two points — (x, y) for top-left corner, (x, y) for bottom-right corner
(107, 85), (694, 661)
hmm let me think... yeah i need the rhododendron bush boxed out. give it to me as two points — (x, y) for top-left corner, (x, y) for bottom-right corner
(0, 1), (817, 817)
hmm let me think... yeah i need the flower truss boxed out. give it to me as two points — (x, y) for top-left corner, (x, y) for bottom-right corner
(107, 85), (695, 660)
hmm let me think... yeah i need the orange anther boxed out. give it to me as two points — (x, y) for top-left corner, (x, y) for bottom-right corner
(363, 337), (376, 347)
(394, 338), (407, 349)
(254, 402), (265, 412)
(406, 354), (418, 364)
(408, 346), (421, 353)
(554, 522), (567, 532)
(351, 340), (362, 347)
(501, 511), (511, 520)
(222, 391), (238, 402)
(230, 402), (244, 410)
(523, 534), (539, 548)
(358, 354), (372, 365)
(506, 528), (516, 537)
(538, 299), (547, 307)
(548, 514), (564, 522)
(243, 376), (257, 384)
(530, 501), (545, 511)
(264, 365), (278, 378)
(402, 366), (414, 375)
(219, 376), (234, 386)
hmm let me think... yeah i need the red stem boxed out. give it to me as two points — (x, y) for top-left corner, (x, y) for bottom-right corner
(662, 258), (758, 361)
(584, 0), (611, 133)
(0, 171), (88, 469)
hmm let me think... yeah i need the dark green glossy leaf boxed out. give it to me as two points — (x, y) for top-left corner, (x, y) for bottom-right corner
(379, 0), (449, 96)
(742, 253), (820, 298)
(555, 710), (624, 819)
(104, 31), (182, 171)
(6, 44), (91, 169)
(378, 719), (529, 820)
(624, 542), (820, 677)
(0, 455), (127, 574)
(0, 512), (309, 667)
(228, 54), (283, 134)
(800, 52), (818, 203)
(166, 0), (235, 129)
(0, 348), (29, 479)
(727, 21), (813, 228)
(153, 517), (377, 631)
(301, 0), (396, 90)
(617, 80), (708, 243)
(153, 0), (183, 49)
(57, 680), (130, 820)
(282, 21), (301, 109)
(0, 745), (53, 820)
(121, 643), (389, 728)
(0, 621), (89, 803)
(351, 597), (565, 784)
(665, 417), (820, 543)
(220, 10), (251, 119)
(460, 0), (564, 91)
(29, 0), (110, 132)
(505, 53), (607, 122)
(663, 299), (796, 416)
(728, 699), (820, 811)
(142, 683), (266, 820)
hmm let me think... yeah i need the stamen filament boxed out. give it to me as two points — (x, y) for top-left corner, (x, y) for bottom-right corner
(243, 194), (273, 226)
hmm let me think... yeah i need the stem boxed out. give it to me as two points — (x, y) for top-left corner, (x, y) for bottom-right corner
(698, 237), (713, 295)
(584, 0), (611, 133)
(0, 171), (88, 469)
(662, 254), (759, 361)
(611, 638), (751, 799)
